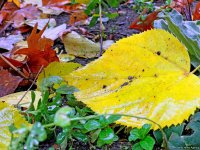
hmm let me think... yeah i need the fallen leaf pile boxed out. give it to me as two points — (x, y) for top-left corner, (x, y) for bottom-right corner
(0, 23), (59, 95)
(0, 2), (40, 33)
(65, 29), (200, 129)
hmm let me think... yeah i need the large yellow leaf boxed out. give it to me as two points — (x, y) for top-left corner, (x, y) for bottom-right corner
(65, 29), (200, 130)
(0, 102), (29, 149)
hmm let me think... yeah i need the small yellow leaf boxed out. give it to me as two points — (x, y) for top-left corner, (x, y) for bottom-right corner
(37, 62), (81, 89)
(65, 29), (200, 129)
(62, 31), (100, 58)
(59, 54), (75, 62)
(0, 102), (30, 149)
(0, 91), (42, 108)
(62, 31), (114, 58)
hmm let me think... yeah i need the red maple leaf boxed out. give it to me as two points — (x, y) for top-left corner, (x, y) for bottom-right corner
(129, 10), (160, 32)
(14, 23), (59, 74)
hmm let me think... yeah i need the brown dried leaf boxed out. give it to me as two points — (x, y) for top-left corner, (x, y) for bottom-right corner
(0, 68), (22, 97)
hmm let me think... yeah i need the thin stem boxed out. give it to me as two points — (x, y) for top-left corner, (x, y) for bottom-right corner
(190, 64), (200, 74)
(98, 0), (103, 57)
(0, 54), (36, 84)
(43, 123), (55, 128)
(16, 66), (43, 107)
(0, 54), (29, 79)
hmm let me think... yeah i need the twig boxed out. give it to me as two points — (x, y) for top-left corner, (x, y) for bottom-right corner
(0, 54), (29, 78)
(0, 54), (36, 84)
(16, 66), (44, 107)
(0, 0), (6, 9)
(190, 64), (200, 74)
(98, 0), (103, 57)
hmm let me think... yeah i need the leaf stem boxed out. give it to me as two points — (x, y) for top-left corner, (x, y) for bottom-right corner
(0, 54), (36, 84)
(190, 64), (200, 74)
(0, 54), (28, 79)
(98, 0), (103, 57)
(43, 123), (55, 128)
(16, 66), (43, 107)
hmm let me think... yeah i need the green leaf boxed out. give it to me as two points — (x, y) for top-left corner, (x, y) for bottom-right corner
(168, 133), (186, 149)
(25, 122), (47, 149)
(183, 121), (200, 146)
(129, 128), (140, 141)
(107, 0), (119, 7)
(56, 85), (79, 95)
(105, 12), (119, 19)
(153, 124), (184, 144)
(140, 136), (155, 150)
(40, 76), (63, 91)
(85, 0), (99, 15)
(139, 124), (151, 139)
(132, 142), (143, 150)
(72, 131), (88, 143)
(89, 16), (99, 27)
(90, 129), (101, 143)
(105, 115), (121, 124)
(84, 120), (101, 131)
(97, 127), (118, 147)
(56, 130), (68, 144)
(9, 125), (30, 150)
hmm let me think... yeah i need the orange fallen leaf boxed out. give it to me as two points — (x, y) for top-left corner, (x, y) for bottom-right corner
(129, 10), (160, 32)
(193, 2), (200, 20)
(69, 10), (88, 25)
(14, 23), (59, 74)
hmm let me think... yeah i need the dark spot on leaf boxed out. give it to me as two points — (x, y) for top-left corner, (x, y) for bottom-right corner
(120, 82), (129, 88)
(128, 76), (135, 82)
(156, 51), (161, 55)
(154, 74), (158, 77)
(85, 78), (88, 80)
(102, 85), (107, 89)
(142, 69), (145, 72)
